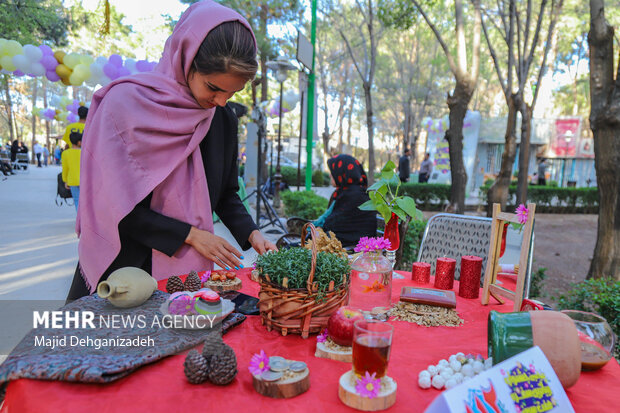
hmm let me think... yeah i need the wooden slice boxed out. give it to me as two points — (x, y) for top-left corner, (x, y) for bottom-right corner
(204, 277), (242, 293)
(252, 366), (310, 398)
(338, 370), (396, 411)
(315, 341), (352, 362)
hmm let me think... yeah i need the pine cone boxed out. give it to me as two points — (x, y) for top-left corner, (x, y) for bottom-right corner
(202, 329), (224, 362)
(185, 270), (201, 292)
(207, 342), (238, 385)
(166, 276), (185, 294)
(184, 350), (208, 384)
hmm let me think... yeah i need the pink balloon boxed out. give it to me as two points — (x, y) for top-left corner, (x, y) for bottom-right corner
(103, 63), (119, 80)
(108, 54), (123, 68)
(41, 55), (58, 70)
(135, 60), (150, 72)
(46, 70), (60, 82)
(117, 66), (131, 77)
(39, 44), (53, 56)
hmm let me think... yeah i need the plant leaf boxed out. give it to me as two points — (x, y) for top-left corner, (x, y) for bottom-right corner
(377, 203), (391, 223)
(367, 181), (384, 192)
(392, 205), (408, 222)
(382, 160), (396, 172)
(396, 196), (418, 218)
(358, 200), (377, 211)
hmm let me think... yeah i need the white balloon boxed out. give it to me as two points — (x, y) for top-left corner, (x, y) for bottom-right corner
(30, 62), (45, 76)
(89, 62), (104, 78)
(50, 95), (61, 107)
(22, 44), (43, 62)
(12, 54), (31, 72)
(283, 90), (299, 107)
(124, 58), (136, 73)
(95, 56), (108, 66)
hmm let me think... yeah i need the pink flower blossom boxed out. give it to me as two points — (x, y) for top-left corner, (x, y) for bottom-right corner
(248, 350), (270, 376)
(516, 204), (529, 225)
(355, 237), (392, 253)
(355, 371), (381, 398)
(200, 270), (211, 283)
(317, 329), (328, 343)
(168, 295), (196, 316)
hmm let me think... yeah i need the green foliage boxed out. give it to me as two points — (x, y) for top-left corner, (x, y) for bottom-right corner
(360, 160), (423, 223)
(398, 183), (451, 210)
(556, 278), (620, 357)
(280, 190), (328, 221)
(0, 0), (71, 46)
(548, 180), (559, 187)
(312, 169), (329, 187)
(529, 267), (547, 298)
(280, 166), (301, 186)
(478, 184), (599, 213)
(397, 218), (428, 270)
(255, 247), (351, 294)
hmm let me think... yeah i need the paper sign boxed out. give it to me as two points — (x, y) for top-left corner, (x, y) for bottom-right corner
(424, 346), (574, 413)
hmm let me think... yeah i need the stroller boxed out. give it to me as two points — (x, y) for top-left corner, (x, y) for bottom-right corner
(56, 172), (74, 206)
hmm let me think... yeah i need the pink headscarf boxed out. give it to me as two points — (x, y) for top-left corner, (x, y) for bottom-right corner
(77, 0), (256, 292)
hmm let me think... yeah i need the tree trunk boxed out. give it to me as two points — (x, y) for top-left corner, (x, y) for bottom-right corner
(516, 103), (533, 205)
(2, 75), (15, 142)
(31, 79), (39, 163)
(588, 0), (620, 280)
(487, 94), (519, 215)
(363, 82), (376, 184)
(446, 80), (474, 214)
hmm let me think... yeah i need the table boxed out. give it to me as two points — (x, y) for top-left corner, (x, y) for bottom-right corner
(2, 269), (618, 412)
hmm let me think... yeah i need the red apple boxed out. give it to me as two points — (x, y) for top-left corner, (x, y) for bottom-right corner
(327, 306), (364, 346)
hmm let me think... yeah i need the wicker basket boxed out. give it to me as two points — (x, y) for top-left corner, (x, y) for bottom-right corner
(257, 223), (349, 338)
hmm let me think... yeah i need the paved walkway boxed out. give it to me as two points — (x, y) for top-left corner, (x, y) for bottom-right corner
(0, 166), (286, 301)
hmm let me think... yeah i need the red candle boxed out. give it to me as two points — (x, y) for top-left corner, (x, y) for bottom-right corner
(459, 255), (483, 299)
(434, 257), (456, 290)
(411, 262), (431, 283)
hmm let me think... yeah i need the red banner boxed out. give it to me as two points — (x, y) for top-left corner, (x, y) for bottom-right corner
(548, 118), (581, 158)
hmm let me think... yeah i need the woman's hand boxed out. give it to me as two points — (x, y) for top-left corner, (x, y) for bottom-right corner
(248, 230), (277, 254)
(185, 226), (243, 270)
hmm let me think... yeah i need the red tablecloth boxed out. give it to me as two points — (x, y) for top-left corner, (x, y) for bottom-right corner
(2, 269), (618, 413)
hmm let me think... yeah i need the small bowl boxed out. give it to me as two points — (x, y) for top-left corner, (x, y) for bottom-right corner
(561, 310), (615, 371)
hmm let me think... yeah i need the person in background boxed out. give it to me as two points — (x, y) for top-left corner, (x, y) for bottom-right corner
(398, 148), (411, 182)
(313, 154), (377, 247)
(43, 145), (50, 166)
(54, 145), (62, 165)
(418, 152), (433, 183)
(63, 106), (88, 149)
(537, 158), (547, 186)
(62, 132), (82, 211)
(10, 140), (18, 163)
(33, 141), (43, 167)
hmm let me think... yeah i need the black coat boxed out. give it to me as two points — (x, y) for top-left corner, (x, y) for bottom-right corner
(67, 104), (257, 300)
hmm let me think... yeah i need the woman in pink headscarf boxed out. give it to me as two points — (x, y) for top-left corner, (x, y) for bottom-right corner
(66, 0), (276, 300)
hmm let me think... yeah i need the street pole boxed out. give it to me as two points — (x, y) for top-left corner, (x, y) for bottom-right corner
(274, 81), (284, 208)
(305, 0), (317, 190)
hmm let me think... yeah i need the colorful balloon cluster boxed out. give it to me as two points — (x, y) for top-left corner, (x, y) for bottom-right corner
(33, 97), (88, 123)
(266, 90), (299, 117)
(0, 39), (157, 87)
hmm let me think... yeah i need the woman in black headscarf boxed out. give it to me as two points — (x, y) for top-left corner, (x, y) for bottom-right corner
(314, 154), (377, 247)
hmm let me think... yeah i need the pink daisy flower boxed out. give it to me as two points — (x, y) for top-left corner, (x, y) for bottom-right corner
(168, 295), (196, 316)
(248, 350), (270, 376)
(516, 204), (529, 225)
(355, 371), (381, 398)
(317, 329), (328, 343)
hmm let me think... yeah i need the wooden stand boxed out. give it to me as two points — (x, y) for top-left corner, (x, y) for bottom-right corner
(481, 203), (536, 311)
(204, 277), (242, 293)
(315, 341), (352, 362)
(338, 370), (396, 411)
(252, 366), (310, 398)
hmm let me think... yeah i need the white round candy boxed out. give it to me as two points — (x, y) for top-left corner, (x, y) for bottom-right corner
(473, 360), (484, 374)
(461, 364), (474, 377)
(467, 358), (475, 365)
(418, 376), (432, 389)
(438, 359), (449, 367)
(427, 365), (438, 376)
(453, 372), (464, 383)
(449, 360), (462, 372)
(456, 352), (465, 358)
(419, 370), (431, 379)
(439, 369), (453, 380)
(431, 375), (445, 389)
(445, 378), (458, 389)
(448, 355), (458, 363)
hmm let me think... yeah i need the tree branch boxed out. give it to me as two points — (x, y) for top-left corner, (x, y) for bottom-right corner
(481, 16), (509, 98)
(523, 0), (549, 89)
(471, 0), (482, 83)
(532, 0), (563, 107)
(411, 0), (459, 76)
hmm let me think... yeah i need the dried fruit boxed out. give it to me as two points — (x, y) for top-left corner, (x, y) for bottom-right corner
(389, 302), (464, 327)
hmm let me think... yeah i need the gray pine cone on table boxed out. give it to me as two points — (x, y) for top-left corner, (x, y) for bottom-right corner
(165, 276), (185, 294)
(184, 349), (208, 384)
(184, 270), (202, 292)
(207, 342), (238, 385)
